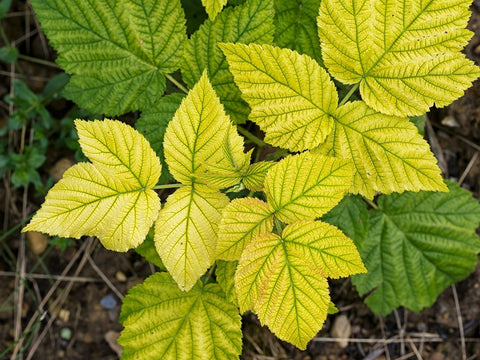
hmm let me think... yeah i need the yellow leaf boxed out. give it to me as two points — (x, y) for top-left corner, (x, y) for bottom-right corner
(163, 71), (237, 186)
(315, 101), (448, 198)
(155, 185), (229, 291)
(235, 220), (365, 349)
(318, 0), (480, 116)
(242, 161), (275, 191)
(24, 119), (161, 251)
(220, 43), (337, 151)
(216, 198), (274, 261)
(264, 152), (353, 223)
(201, 0), (227, 20)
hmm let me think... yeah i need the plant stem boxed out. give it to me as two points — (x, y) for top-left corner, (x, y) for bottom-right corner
(165, 74), (189, 94)
(364, 198), (379, 210)
(17, 54), (60, 68)
(153, 183), (183, 190)
(237, 126), (267, 147)
(339, 83), (360, 106)
(203, 264), (216, 284)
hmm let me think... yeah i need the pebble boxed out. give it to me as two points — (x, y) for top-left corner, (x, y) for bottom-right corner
(330, 314), (351, 348)
(105, 330), (123, 357)
(100, 294), (118, 309)
(60, 327), (72, 340)
(49, 158), (74, 182)
(26, 231), (49, 255)
(115, 271), (127, 282)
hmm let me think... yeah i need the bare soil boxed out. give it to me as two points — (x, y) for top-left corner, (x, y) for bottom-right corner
(1, 1), (480, 359)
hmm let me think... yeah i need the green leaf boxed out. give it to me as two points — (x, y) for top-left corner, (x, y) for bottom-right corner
(0, 46), (19, 63)
(216, 197), (273, 260)
(236, 220), (365, 349)
(242, 160), (275, 191)
(30, 0), (187, 115)
(136, 93), (185, 183)
(163, 72), (237, 185)
(274, 0), (322, 64)
(315, 101), (448, 199)
(181, 0), (274, 123)
(201, 0), (227, 20)
(155, 185), (229, 291)
(321, 195), (369, 248)
(215, 260), (238, 305)
(0, 0), (11, 19)
(221, 43), (337, 151)
(23, 119), (161, 252)
(318, 0), (480, 116)
(119, 272), (242, 360)
(264, 152), (353, 223)
(352, 181), (480, 316)
(135, 228), (166, 270)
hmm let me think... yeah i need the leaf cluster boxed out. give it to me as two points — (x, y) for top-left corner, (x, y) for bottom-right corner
(22, 0), (480, 357)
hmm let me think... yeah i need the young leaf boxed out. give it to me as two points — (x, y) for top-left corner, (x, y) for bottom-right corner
(155, 185), (229, 291)
(221, 43), (337, 151)
(181, 0), (274, 123)
(216, 197), (274, 260)
(119, 272), (242, 360)
(236, 220), (365, 349)
(315, 101), (448, 199)
(199, 125), (252, 189)
(352, 182), (480, 316)
(23, 120), (161, 251)
(242, 160), (275, 191)
(318, 0), (480, 116)
(201, 0), (227, 20)
(264, 152), (353, 223)
(274, 0), (322, 64)
(30, 0), (187, 115)
(163, 72), (237, 185)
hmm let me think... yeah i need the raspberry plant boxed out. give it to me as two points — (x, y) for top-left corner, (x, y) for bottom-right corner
(24, 0), (480, 358)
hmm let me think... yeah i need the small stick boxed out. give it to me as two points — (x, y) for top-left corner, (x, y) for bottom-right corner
(458, 151), (479, 186)
(452, 284), (467, 360)
(86, 254), (124, 300)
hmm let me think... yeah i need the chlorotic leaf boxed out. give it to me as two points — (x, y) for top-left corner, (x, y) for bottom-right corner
(119, 272), (242, 360)
(164, 72), (236, 186)
(352, 181), (480, 316)
(242, 160), (275, 191)
(236, 221), (365, 349)
(318, 0), (480, 116)
(30, 0), (187, 115)
(201, 0), (227, 20)
(264, 152), (353, 223)
(274, 0), (322, 64)
(321, 195), (369, 248)
(155, 185), (229, 291)
(221, 43), (337, 151)
(181, 0), (274, 123)
(216, 260), (238, 306)
(216, 197), (274, 260)
(136, 93), (185, 183)
(24, 120), (161, 252)
(199, 125), (252, 189)
(315, 101), (448, 198)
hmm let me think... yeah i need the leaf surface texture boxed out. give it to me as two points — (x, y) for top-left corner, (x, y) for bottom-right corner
(24, 120), (161, 251)
(119, 272), (242, 360)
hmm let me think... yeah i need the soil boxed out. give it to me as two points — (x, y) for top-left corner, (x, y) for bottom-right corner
(1, 1), (480, 360)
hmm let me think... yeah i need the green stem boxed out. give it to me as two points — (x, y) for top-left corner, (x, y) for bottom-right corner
(339, 83), (360, 106)
(165, 74), (189, 94)
(0, 25), (10, 46)
(17, 54), (60, 68)
(203, 264), (216, 284)
(0, 216), (32, 243)
(237, 126), (267, 147)
(153, 183), (184, 190)
(364, 198), (379, 210)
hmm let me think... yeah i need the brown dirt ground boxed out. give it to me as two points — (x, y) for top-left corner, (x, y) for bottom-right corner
(1, 1), (480, 359)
